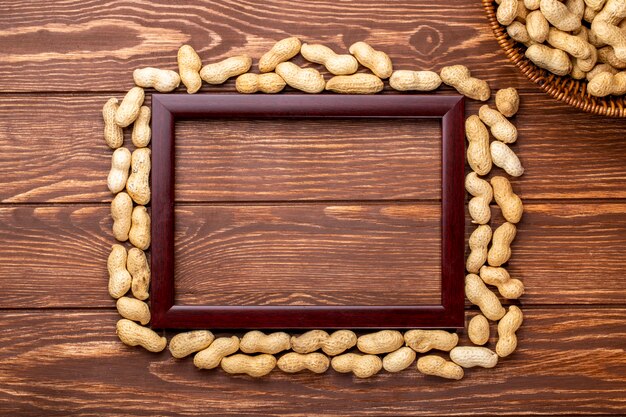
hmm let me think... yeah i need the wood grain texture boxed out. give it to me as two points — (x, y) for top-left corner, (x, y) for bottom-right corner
(0, 309), (624, 416)
(0, 0), (527, 93)
(1, 0), (625, 413)
(174, 204), (442, 306)
(175, 118), (441, 201)
(2, 203), (626, 308)
(1, 94), (626, 203)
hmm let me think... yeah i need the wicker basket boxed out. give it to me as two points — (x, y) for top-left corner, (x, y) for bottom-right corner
(482, 0), (626, 118)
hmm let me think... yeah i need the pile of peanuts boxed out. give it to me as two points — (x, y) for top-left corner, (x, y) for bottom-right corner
(105, 37), (525, 379)
(498, 0), (626, 97)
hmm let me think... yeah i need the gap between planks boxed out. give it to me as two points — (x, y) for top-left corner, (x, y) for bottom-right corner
(5, 199), (626, 207)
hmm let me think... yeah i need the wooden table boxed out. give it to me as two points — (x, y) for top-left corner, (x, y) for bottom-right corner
(1, 1), (625, 415)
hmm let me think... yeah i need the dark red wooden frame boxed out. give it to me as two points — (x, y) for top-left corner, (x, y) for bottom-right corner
(150, 94), (465, 330)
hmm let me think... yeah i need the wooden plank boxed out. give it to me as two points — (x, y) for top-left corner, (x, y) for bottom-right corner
(0, 0), (532, 93)
(0, 205), (112, 308)
(0, 308), (624, 416)
(174, 204), (442, 306)
(0, 95), (122, 203)
(1, 94), (626, 203)
(1, 203), (626, 308)
(175, 117), (441, 201)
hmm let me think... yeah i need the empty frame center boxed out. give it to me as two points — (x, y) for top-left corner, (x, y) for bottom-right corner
(174, 117), (442, 307)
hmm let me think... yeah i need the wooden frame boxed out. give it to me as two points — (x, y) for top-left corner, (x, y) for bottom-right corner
(150, 94), (465, 330)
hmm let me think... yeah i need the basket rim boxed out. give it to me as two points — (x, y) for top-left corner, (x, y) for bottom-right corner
(482, 0), (626, 118)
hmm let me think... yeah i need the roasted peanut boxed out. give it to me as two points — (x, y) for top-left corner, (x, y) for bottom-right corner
(465, 273), (506, 320)
(479, 105), (518, 143)
(127, 247), (150, 300)
(126, 148), (151, 205)
(194, 336), (240, 369)
(480, 266), (525, 299)
(301, 43), (358, 75)
(571, 61), (588, 79)
(465, 172), (493, 225)
(259, 37), (301, 73)
(357, 330), (404, 354)
(389, 70), (442, 91)
(588, 20), (609, 45)
(491, 141), (524, 177)
(221, 354), (276, 377)
(291, 330), (329, 354)
(498, 0), (520, 25)
(111, 192), (132, 242)
(587, 63), (619, 80)
(131, 106), (151, 148)
(466, 115), (492, 176)
(576, 41), (599, 72)
(585, 0), (607, 12)
(591, 20), (626, 61)
(598, 46), (626, 68)
(382, 347), (416, 372)
(200, 55), (252, 84)
(588, 71), (626, 96)
(450, 346), (499, 368)
(322, 330), (357, 356)
(240, 330), (291, 354)
(488, 222), (517, 267)
(417, 355), (464, 380)
(491, 176), (524, 224)
(116, 296), (150, 325)
(466, 225), (492, 273)
(108, 244), (131, 299)
(348, 41), (393, 79)
(525, 44), (572, 75)
(575, 23), (591, 41)
(404, 330), (459, 353)
(585, 4), (600, 23)
(526, 10), (550, 43)
(440, 65), (491, 101)
(516, 0), (530, 23)
(114, 87), (144, 128)
(594, 0), (626, 24)
(133, 67), (180, 93)
(275, 62), (325, 93)
(547, 28), (593, 59)
(540, 0), (582, 31)
(567, 0), (586, 19)
(468, 314), (490, 345)
(116, 318), (166, 352)
(325, 73), (384, 94)
(169, 331), (215, 359)
(107, 147), (131, 194)
(277, 352), (330, 373)
(524, 0), (541, 10)
(331, 353), (383, 378)
(235, 72), (286, 94)
(177, 45), (202, 94)
(507, 21), (533, 45)
(496, 305), (524, 357)
(103, 98), (123, 149)
(129, 205), (150, 250)
(496, 87), (520, 117)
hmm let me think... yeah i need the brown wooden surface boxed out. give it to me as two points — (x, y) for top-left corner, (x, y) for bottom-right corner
(2, 94), (626, 204)
(0, 309), (625, 416)
(174, 204), (442, 306)
(175, 118), (442, 201)
(1, 0), (625, 415)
